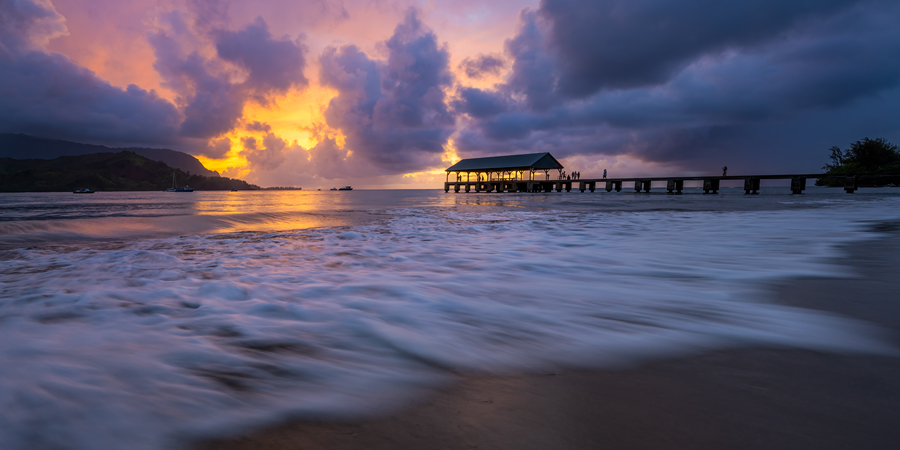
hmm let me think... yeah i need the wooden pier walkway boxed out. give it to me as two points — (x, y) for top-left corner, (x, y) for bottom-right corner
(444, 173), (882, 195)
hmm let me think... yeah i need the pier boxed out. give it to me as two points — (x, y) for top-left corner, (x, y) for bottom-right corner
(444, 153), (889, 195)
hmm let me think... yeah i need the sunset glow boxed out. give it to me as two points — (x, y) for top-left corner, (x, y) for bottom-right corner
(2, 0), (898, 188)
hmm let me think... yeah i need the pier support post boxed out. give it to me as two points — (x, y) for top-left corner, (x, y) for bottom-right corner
(465, 184), (470, 193)
(589, 181), (596, 192)
(634, 180), (643, 192)
(744, 177), (760, 195)
(703, 179), (720, 194)
(666, 179), (684, 194)
(643, 180), (651, 193)
(444, 183), (450, 193)
(791, 177), (806, 195)
(454, 184), (460, 193)
(565, 182), (572, 192)
(606, 181), (613, 192)
(844, 176), (858, 193)
(579, 181), (586, 192)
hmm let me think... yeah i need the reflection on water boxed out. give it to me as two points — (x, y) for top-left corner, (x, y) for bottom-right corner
(1, 188), (899, 449)
(2, 187), (900, 249)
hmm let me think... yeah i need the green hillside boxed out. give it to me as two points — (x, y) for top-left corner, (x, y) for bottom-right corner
(0, 151), (259, 192)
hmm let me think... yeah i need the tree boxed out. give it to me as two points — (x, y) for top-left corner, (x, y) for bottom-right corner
(817, 137), (900, 186)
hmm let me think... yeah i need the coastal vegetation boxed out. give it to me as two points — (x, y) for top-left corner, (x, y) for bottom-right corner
(817, 137), (900, 186)
(0, 151), (259, 192)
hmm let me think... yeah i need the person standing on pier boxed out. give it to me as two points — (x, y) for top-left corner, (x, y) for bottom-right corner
(603, 169), (607, 179)
(723, 166), (728, 176)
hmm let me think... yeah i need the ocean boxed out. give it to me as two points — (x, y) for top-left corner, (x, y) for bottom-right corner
(1, 187), (899, 449)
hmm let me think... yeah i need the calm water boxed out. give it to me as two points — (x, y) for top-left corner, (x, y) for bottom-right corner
(1, 187), (899, 449)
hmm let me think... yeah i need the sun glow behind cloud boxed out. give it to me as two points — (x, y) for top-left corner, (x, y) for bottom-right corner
(7, 0), (899, 188)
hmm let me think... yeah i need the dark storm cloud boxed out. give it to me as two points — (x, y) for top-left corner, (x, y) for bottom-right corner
(452, 87), (508, 119)
(150, 15), (308, 140)
(458, 53), (505, 79)
(455, 0), (900, 171)
(0, 0), (181, 146)
(214, 17), (308, 100)
(540, 0), (861, 97)
(318, 9), (454, 173)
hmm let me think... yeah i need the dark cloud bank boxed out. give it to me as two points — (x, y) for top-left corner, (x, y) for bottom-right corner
(2, 0), (899, 178)
(454, 0), (900, 173)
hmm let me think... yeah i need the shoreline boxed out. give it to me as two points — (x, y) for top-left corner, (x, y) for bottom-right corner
(192, 220), (900, 450)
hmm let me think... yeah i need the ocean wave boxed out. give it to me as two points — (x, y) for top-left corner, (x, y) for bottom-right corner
(0, 202), (898, 449)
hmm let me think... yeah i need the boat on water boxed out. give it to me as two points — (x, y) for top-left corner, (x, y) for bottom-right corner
(329, 187), (337, 191)
(73, 188), (94, 194)
(166, 171), (194, 192)
(338, 186), (353, 191)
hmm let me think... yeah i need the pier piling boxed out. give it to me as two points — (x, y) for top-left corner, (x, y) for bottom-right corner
(744, 177), (760, 195)
(703, 179), (720, 194)
(791, 177), (807, 195)
(667, 179), (684, 194)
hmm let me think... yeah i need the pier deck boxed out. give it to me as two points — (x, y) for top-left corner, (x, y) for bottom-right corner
(444, 173), (891, 195)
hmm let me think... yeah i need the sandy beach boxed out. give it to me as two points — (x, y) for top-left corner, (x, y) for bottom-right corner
(194, 220), (900, 450)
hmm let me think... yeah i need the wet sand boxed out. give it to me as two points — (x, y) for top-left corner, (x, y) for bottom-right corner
(194, 222), (900, 450)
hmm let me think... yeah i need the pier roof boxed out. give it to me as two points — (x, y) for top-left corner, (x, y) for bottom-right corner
(446, 152), (563, 172)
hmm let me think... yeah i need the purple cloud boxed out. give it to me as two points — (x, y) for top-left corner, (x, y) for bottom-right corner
(149, 15), (308, 140)
(459, 53), (505, 79)
(0, 0), (181, 147)
(214, 17), (308, 101)
(240, 133), (286, 171)
(318, 9), (455, 174)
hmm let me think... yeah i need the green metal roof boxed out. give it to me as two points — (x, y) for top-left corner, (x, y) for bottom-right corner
(445, 152), (563, 172)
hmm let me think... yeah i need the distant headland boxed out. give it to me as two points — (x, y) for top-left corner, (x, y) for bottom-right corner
(0, 133), (219, 178)
(0, 151), (258, 192)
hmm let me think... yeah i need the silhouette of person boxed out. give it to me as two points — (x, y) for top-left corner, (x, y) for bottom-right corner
(722, 166), (728, 176)
(603, 169), (607, 179)
(567, 174), (571, 181)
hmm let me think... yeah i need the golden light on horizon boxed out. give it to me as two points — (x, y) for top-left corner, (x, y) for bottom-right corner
(196, 84), (340, 177)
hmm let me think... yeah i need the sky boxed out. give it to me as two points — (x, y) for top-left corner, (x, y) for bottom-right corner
(1, 0), (899, 189)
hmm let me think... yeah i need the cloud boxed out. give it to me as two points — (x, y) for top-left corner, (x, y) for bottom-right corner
(540, 0), (862, 97)
(204, 137), (232, 158)
(458, 53), (504, 79)
(239, 132), (287, 170)
(318, 8), (455, 174)
(149, 14), (309, 140)
(244, 120), (271, 132)
(0, 1), (309, 151)
(214, 16), (308, 101)
(453, 0), (900, 172)
(0, 0), (182, 146)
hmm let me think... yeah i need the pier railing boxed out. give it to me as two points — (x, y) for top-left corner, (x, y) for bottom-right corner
(443, 173), (900, 194)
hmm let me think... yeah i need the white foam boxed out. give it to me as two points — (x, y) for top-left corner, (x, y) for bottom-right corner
(0, 200), (898, 449)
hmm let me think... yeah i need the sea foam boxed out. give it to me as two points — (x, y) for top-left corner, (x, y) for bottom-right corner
(0, 200), (897, 449)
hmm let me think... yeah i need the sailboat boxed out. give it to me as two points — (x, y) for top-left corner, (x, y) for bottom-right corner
(166, 171), (194, 192)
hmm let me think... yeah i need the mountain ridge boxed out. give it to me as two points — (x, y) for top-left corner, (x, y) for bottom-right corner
(0, 151), (258, 192)
(0, 134), (220, 178)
